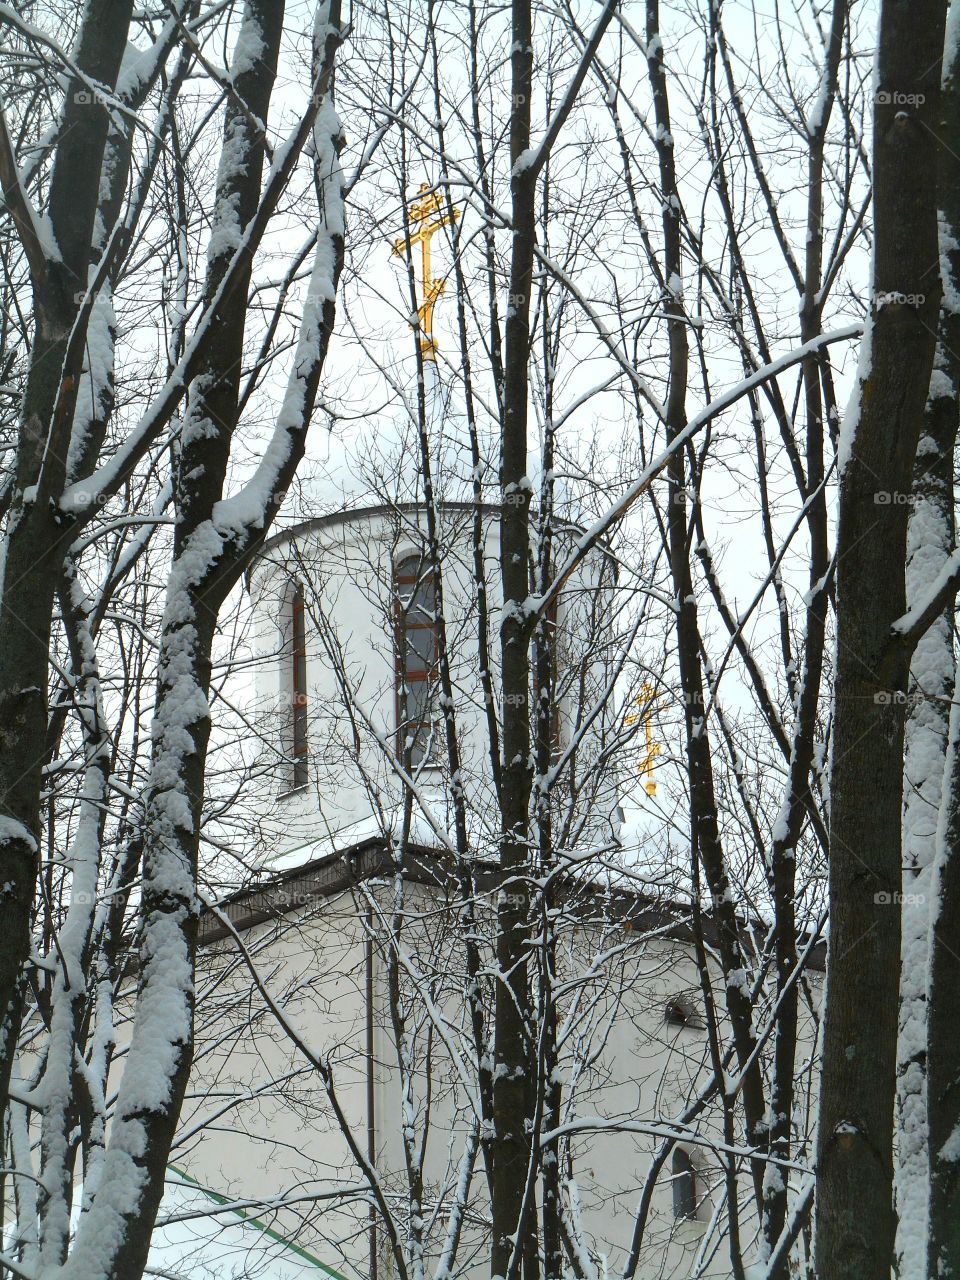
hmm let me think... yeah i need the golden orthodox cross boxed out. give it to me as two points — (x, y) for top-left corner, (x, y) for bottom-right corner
(624, 683), (661, 797)
(392, 184), (460, 361)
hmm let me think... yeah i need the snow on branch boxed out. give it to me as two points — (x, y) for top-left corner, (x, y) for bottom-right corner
(515, 0), (619, 181)
(891, 543), (960, 648)
(60, 58), (338, 521)
(0, 104), (54, 281)
(213, 101), (345, 544)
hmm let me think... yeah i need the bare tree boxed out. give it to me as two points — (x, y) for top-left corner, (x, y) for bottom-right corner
(0, 1), (346, 1274)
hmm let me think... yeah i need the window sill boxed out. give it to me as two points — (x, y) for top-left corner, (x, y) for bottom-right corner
(278, 783), (311, 801)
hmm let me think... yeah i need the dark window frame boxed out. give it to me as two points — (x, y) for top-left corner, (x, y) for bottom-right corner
(291, 582), (309, 788)
(671, 1147), (698, 1220)
(394, 554), (439, 766)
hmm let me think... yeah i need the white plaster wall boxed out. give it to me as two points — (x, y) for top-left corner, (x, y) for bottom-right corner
(246, 505), (622, 865)
(179, 884), (822, 1280)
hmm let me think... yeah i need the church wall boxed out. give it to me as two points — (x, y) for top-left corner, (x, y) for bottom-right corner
(176, 875), (822, 1280)
(246, 506), (622, 870)
(247, 507), (502, 861)
(176, 894), (379, 1278)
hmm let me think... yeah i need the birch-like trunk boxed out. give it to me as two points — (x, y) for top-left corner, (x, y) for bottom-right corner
(925, 8), (960, 1274)
(895, 11), (960, 1263)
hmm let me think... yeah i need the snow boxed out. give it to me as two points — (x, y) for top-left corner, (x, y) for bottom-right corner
(946, 0), (960, 89)
(837, 313), (872, 475)
(207, 118), (246, 261)
(67, 283), (115, 481)
(894, 440), (955, 1273)
(231, 10), (267, 80)
(892, 544), (960, 637)
(806, 48), (834, 137)
(770, 803), (790, 847)
(939, 1126), (960, 1163)
(511, 146), (538, 176)
(29, 1168), (338, 1280)
(207, 91), (345, 542)
(115, 31), (170, 100)
(150, 1177), (337, 1278)
(0, 815), (37, 852)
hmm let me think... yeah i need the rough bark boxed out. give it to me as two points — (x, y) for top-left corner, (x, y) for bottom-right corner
(0, 0), (135, 1121)
(491, 0), (538, 1265)
(814, 4), (946, 1276)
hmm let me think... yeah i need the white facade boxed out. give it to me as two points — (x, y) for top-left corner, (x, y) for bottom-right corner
(249, 503), (503, 856)
(247, 500), (623, 868)
(175, 455), (820, 1280)
(183, 864), (816, 1280)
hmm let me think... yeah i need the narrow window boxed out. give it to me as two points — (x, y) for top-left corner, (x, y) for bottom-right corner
(538, 593), (562, 763)
(395, 555), (438, 766)
(671, 1148), (697, 1220)
(548, 596), (563, 762)
(291, 582), (308, 787)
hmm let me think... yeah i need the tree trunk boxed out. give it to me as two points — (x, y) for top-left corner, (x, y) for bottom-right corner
(60, 4), (345, 1273)
(814, 3), (946, 1276)
(895, 12), (960, 1257)
(926, 9), (960, 1274)
(648, 0), (768, 1222)
(0, 0), (134, 1108)
(491, 0), (538, 1261)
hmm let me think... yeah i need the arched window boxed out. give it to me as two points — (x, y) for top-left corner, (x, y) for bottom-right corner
(290, 582), (308, 787)
(671, 1147), (697, 1220)
(664, 995), (703, 1031)
(395, 554), (438, 766)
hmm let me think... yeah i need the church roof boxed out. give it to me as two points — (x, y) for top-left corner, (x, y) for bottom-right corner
(253, 499), (501, 564)
(196, 836), (826, 971)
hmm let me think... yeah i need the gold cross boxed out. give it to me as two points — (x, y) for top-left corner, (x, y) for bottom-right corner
(624, 683), (661, 797)
(392, 184), (460, 361)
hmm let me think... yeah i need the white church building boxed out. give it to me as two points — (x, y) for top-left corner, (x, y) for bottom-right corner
(166, 195), (822, 1280)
